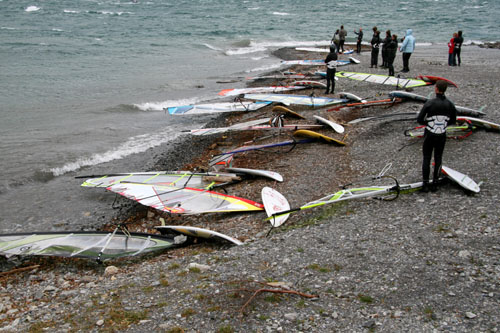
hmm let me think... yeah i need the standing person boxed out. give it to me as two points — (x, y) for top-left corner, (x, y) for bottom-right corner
(331, 29), (340, 54)
(448, 33), (456, 66)
(386, 34), (398, 76)
(339, 25), (347, 53)
(381, 30), (391, 68)
(417, 80), (457, 192)
(370, 28), (381, 68)
(354, 27), (363, 54)
(399, 28), (415, 73)
(453, 30), (464, 66)
(324, 44), (338, 94)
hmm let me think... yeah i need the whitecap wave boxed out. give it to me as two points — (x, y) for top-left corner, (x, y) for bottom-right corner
(224, 39), (330, 56)
(25, 6), (40, 12)
(63, 9), (79, 14)
(225, 46), (267, 55)
(203, 43), (222, 51)
(133, 95), (216, 111)
(245, 63), (282, 73)
(272, 11), (290, 16)
(50, 130), (182, 176)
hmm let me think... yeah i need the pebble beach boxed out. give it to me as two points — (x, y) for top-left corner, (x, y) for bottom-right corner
(1, 43), (499, 332)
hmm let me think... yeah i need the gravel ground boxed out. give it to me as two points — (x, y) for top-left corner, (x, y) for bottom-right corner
(1, 44), (499, 332)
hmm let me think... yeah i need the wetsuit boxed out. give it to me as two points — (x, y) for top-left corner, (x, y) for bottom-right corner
(324, 51), (338, 94)
(381, 35), (391, 67)
(370, 33), (381, 67)
(386, 38), (398, 76)
(453, 35), (463, 66)
(417, 93), (457, 185)
(354, 30), (363, 54)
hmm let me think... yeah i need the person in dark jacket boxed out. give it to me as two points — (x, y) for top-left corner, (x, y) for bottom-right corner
(370, 28), (381, 68)
(354, 27), (363, 54)
(381, 30), (391, 68)
(386, 34), (398, 76)
(416, 80), (457, 192)
(331, 29), (340, 54)
(339, 25), (347, 53)
(324, 44), (338, 94)
(453, 30), (464, 66)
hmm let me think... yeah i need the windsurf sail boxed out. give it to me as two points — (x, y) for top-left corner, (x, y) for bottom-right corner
(336, 71), (431, 88)
(327, 97), (402, 112)
(0, 231), (180, 261)
(244, 94), (348, 107)
(218, 86), (306, 96)
(266, 181), (423, 222)
(107, 182), (264, 214)
(213, 138), (315, 157)
(165, 101), (271, 115)
(347, 112), (418, 124)
(80, 171), (240, 188)
(404, 124), (474, 140)
(184, 121), (323, 136)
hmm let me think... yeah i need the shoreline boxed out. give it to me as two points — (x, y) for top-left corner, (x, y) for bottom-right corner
(1, 44), (499, 331)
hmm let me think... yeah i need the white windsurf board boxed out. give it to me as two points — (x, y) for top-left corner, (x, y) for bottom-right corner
(155, 226), (243, 245)
(313, 115), (345, 134)
(225, 167), (283, 182)
(441, 165), (480, 193)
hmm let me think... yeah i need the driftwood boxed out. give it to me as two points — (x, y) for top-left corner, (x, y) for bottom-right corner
(225, 280), (319, 314)
(0, 265), (40, 279)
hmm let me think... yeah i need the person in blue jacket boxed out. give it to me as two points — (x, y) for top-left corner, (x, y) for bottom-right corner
(399, 29), (416, 73)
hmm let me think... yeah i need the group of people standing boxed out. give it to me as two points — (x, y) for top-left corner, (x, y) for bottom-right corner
(331, 26), (416, 77)
(367, 27), (416, 75)
(447, 31), (464, 66)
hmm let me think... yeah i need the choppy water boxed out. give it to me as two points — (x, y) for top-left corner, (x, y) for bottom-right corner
(0, 0), (498, 190)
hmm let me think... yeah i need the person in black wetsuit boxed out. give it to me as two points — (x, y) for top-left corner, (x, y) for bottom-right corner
(354, 27), (363, 54)
(417, 80), (457, 192)
(381, 30), (391, 68)
(324, 44), (338, 94)
(370, 28), (381, 68)
(386, 34), (398, 76)
(453, 30), (464, 66)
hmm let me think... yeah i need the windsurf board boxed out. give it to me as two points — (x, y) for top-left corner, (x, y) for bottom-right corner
(416, 75), (458, 88)
(313, 115), (344, 134)
(457, 116), (500, 132)
(261, 187), (291, 227)
(389, 91), (486, 117)
(292, 80), (327, 88)
(293, 129), (346, 146)
(225, 167), (283, 182)
(155, 226), (243, 245)
(272, 105), (305, 119)
(441, 165), (480, 193)
(339, 92), (366, 103)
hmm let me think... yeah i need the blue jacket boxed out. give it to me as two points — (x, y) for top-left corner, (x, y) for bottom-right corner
(400, 29), (415, 53)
